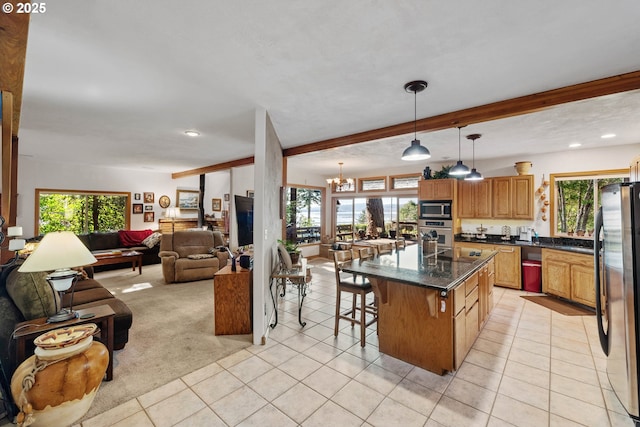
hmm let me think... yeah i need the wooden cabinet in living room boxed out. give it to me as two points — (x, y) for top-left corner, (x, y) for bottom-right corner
(419, 179), (456, 201)
(542, 249), (595, 307)
(491, 175), (534, 220)
(457, 179), (491, 218)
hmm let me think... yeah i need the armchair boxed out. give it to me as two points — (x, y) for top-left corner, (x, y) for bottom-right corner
(158, 230), (229, 283)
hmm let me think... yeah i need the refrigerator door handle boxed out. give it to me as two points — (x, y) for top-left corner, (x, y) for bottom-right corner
(594, 206), (609, 355)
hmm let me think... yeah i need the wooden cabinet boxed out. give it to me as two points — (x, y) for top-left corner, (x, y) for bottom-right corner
(214, 265), (253, 335)
(491, 175), (534, 220)
(457, 179), (492, 218)
(419, 179), (456, 201)
(455, 242), (521, 289)
(159, 218), (199, 233)
(511, 175), (534, 219)
(542, 249), (595, 307)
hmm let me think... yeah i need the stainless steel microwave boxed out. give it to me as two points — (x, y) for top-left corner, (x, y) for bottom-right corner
(419, 200), (452, 219)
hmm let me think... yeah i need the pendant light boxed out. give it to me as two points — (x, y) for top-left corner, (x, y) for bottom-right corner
(464, 133), (483, 181)
(401, 80), (431, 161)
(449, 126), (470, 176)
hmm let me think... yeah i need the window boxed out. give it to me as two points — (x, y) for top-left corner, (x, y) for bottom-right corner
(285, 186), (324, 244)
(36, 189), (130, 235)
(390, 174), (420, 190)
(551, 169), (627, 237)
(358, 176), (386, 192)
(334, 195), (418, 240)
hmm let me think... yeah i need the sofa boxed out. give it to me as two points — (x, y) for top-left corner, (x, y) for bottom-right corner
(159, 230), (230, 283)
(76, 229), (162, 270)
(0, 263), (133, 409)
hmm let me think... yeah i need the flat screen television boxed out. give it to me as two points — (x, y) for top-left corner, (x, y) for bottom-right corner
(234, 195), (254, 247)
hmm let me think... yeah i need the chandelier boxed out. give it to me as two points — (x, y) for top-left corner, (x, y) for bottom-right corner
(326, 162), (354, 190)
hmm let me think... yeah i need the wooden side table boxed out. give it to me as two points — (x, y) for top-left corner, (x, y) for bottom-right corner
(213, 265), (253, 335)
(13, 305), (115, 381)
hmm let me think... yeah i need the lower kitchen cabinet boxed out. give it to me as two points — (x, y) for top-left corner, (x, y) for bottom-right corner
(456, 242), (521, 289)
(542, 248), (595, 307)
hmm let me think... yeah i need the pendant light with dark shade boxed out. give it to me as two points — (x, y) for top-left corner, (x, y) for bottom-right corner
(464, 133), (483, 181)
(401, 80), (431, 161)
(449, 126), (470, 176)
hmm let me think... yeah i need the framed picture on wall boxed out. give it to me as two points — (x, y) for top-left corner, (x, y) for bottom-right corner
(176, 189), (199, 210)
(224, 193), (229, 202)
(133, 204), (143, 214)
(144, 205), (153, 211)
(134, 193), (141, 201)
(144, 192), (154, 203)
(212, 198), (222, 211)
(144, 212), (155, 222)
(247, 190), (254, 198)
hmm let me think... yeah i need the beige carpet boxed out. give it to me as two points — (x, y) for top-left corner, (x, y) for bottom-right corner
(83, 264), (252, 419)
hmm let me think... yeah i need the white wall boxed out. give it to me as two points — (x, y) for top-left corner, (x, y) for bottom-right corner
(253, 109), (283, 345)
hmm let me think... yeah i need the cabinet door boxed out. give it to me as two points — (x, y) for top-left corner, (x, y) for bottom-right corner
(418, 180), (432, 200)
(511, 175), (534, 219)
(475, 180), (492, 218)
(493, 246), (521, 289)
(457, 180), (475, 218)
(571, 264), (596, 307)
(434, 179), (455, 200)
(465, 301), (479, 351)
(454, 310), (466, 370)
(492, 177), (511, 218)
(542, 259), (571, 299)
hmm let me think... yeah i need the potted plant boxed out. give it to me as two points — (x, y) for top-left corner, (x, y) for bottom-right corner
(278, 239), (301, 264)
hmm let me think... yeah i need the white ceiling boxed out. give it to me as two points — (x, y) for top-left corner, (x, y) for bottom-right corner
(17, 1), (640, 174)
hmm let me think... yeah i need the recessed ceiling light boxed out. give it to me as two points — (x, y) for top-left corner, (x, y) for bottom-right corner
(601, 133), (616, 139)
(184, 130), (200, 137)
(569, 143), (582, 148)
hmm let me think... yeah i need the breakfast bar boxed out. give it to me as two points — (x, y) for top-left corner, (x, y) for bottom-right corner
(342, 244), (497, 374)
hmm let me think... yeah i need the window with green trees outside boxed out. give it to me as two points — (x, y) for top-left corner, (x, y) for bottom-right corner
(551, 169), (627, 237)
(36, 189), (130, 235)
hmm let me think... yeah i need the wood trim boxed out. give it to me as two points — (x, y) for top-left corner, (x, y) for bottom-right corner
(1, 92), (13, 221)
(171, 156), (254, 179)
(0, 5), (30, 133)
(283, 70), (640, 157)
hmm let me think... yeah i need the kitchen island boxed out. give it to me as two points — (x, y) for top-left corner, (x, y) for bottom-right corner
(342, 244), (497, 374)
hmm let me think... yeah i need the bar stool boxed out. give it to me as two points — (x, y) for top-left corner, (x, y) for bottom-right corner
(358, 245), (377, 260)
(377, 242), (394, 255)
(395, 237), (406, 250)
(332, 250), (377, 347)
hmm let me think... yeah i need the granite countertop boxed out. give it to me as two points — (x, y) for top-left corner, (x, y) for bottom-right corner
(455, 235), (594, 255)
(341, 244), (497, 294)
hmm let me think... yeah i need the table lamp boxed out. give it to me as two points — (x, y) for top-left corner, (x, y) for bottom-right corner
(165, 207), (180, 233)
(0, 219), (26, 268)
(18, 231), (97, 322)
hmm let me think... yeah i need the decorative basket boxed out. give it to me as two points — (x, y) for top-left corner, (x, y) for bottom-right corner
(514, 161), (532, 175)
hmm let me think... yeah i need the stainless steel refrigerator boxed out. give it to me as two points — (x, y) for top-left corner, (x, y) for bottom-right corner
(595, 182), (640, 424)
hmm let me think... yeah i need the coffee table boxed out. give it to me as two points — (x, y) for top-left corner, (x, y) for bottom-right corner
(93, 250), (143, 274)
(13, 305), (115, 381)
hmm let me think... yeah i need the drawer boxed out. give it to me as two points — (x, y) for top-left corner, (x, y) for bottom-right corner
(465, 271), (479, 295)
(465, 286), (478, 312)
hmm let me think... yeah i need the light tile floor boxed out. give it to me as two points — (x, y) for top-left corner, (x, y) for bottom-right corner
(3, 258), (636, 426)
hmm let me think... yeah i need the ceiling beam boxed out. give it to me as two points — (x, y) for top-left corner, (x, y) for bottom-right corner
(0, 3), (30, 133)
(171, 156), (255, 179)
(283, 69), (640, 157)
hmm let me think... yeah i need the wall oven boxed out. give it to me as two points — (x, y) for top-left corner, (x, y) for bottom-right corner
(419, 219), (453, 249)
(419, 200), (452, 220)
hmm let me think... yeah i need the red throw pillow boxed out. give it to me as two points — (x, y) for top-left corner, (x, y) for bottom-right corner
(118, 229), (153, 247)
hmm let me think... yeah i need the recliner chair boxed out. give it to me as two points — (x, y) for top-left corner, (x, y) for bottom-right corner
(158, 230), (229, 283)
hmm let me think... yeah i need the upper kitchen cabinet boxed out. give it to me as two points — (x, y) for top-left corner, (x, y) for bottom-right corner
(492, 175), (534, 220)
(458, 179), (492, 218)
(419, 179), (456, 201)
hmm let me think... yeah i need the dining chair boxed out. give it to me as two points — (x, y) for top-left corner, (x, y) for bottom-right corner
(358, 245), (377, 261)
(395, 237), (406, 250)
(332, 250), (377, 347)
(377, 241), (394, 256)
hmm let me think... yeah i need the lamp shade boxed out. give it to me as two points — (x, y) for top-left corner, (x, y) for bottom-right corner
(165, 207), (180, 219)
(465, 169), (484, 181)
(401, 140), (431, 161)
(449, 160), (471, 176)
(18, 231), (97, 273)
